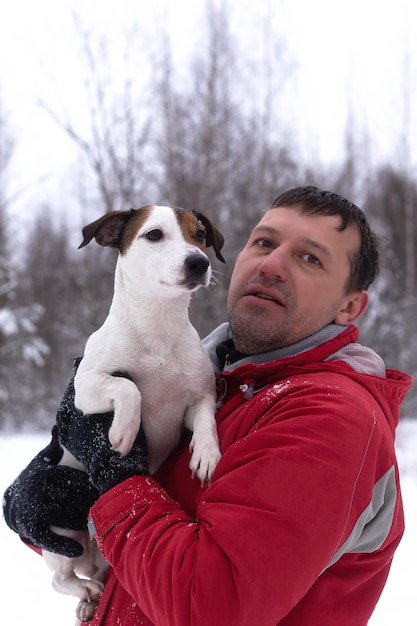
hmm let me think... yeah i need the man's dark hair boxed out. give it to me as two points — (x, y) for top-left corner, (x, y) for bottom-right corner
(271, 186), (379, 293)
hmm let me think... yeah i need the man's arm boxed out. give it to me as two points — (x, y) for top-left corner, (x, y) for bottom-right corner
(87, 375), (389, 626)
(2, 426), (100, 557)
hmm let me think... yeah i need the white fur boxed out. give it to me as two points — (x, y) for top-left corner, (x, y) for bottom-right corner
(44, 205), (222, 623)
(43, 528), (108, 624)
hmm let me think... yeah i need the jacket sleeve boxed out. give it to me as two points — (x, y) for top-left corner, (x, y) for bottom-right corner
(88, 375), (399, 626)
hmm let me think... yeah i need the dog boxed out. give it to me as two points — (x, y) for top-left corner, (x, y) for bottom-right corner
(42, 205), (224, 623)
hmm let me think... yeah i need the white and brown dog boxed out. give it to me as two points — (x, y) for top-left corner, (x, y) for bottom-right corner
(43, 205), (224, 623)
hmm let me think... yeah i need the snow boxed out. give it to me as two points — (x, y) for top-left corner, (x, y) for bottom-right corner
(0, 308), (20, 336)
(1, 434), (78, 625)
(1, 423), (416, 625)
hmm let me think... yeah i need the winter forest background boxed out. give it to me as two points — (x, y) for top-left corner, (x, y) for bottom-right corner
(0, 0), (416, 432)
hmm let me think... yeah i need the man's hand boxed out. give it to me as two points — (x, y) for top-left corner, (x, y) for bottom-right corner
(3, 426), (99, 557)
(56, 362), (149, 495)
(3, 361), (149, 557)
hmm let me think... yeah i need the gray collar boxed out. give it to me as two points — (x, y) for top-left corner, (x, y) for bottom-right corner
(202, 323), (348, 373)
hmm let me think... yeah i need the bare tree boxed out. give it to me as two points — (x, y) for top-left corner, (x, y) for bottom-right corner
(14, 206), (118, 428)
(0, 96), (15, 379)
(154, 0), (299, 334)
(39, 14), (155, 216)
(361, 165), (417, 414)
(4, 1), (304, 429)
(399, 51), (416, 366)
(0, 98), (52, 429)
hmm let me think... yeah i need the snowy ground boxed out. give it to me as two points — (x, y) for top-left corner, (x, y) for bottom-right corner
(1, 422), (416, 625)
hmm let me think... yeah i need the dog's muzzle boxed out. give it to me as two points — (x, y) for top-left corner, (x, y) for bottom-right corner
(184, 253), (210, 289)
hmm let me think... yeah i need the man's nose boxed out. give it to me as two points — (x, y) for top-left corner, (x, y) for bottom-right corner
(258, 247), (288, 281)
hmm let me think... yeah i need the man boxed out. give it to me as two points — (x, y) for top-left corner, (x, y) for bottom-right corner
(4, 186), (412, 625)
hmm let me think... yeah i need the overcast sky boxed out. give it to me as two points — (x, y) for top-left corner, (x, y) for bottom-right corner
(0, 0), (416, 220)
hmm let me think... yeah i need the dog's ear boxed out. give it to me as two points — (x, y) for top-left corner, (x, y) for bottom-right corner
(79, 210), (136, 249)
(194, 212), (225, 263)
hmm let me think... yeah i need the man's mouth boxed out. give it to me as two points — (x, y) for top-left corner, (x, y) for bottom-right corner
(245, 290), (284, 306)
(254, 293), (276, 301)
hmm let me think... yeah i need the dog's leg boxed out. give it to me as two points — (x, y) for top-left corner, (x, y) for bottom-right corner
(75, 371), (142, 456)
(74, 554), (108, 624)
(44, 529), (108, 623)
(43, 549), (105, 599)
(185, 394), (221, 485)
(107, 383), (142, 455)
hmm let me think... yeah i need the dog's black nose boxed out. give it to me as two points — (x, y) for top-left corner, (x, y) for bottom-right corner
(184, 253), (210, 279)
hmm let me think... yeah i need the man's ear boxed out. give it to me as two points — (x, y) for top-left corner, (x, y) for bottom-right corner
(334, 291), (369, 325)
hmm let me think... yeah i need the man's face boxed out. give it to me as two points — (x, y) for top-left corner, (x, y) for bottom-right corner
(227, 206), (368, 353)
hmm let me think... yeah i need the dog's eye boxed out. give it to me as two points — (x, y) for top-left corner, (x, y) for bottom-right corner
(196, 228), (206, 244)
(145, 229), (163, 242)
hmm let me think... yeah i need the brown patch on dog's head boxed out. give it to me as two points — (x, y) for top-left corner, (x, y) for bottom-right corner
(78, 207), (153, 254)
(79, 206), (225, 262)
(174, 208), (225, 263)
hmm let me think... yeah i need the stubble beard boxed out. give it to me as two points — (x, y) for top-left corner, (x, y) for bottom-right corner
(228, 290), (298, 354)
(228, 290), (347, 354)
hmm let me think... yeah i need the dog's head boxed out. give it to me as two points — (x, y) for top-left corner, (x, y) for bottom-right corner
(79, 206), (225, 295)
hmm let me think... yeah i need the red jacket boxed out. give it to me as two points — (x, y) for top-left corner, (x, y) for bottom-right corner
(86, 325), (411, 625)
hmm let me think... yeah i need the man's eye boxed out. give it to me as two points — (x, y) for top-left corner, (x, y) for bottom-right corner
(256, 238), (274, 249)
(145, 229), (163, 241)
(301, 253), (321, 266)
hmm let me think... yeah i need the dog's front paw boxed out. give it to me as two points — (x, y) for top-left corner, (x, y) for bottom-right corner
(108, 393), (142, 456)
(189, 436), (221, 486)
(75, 579), (104, 622)
(77, 599), (100, 623)
(109, 420), (138, 457)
